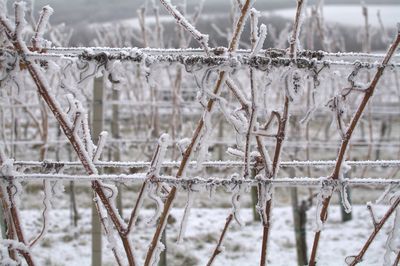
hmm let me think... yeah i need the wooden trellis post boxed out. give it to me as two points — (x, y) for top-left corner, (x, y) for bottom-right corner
(0, 190), (6, 238)
(290, 168), (308, 266)
(92, 76), (104, 266)
(111, 85), (123, 216)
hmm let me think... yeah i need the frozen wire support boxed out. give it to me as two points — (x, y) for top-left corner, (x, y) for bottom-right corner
(12, 48), (400, 70)
(11, 159), (400, 170)
(5, 174), (400, 188)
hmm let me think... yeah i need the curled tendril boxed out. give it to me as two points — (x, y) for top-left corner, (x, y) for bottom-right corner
(77, 52), (110, 84)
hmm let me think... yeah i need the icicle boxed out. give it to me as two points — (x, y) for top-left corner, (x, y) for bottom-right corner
(177, 189), (195, 244)
(146, 183), (164, 225)
(226, 147), (245, 158)
(339, 162), (352, 213)
(230, 174), (245, 227)
(314, 177), (335, 231)
(231, 189), (244, 227)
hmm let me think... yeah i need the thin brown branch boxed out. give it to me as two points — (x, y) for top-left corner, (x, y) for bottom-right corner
(347, 197), (400, 266)
(93, 196), (123, 266)
(206, 214), (233, 266)
(225, 78), (250, 116)
(309, 27), (400, 266)
(393, 249), (400, 266)
(145, 1), (255, 264)
(0, 6), (137, 265)
(6, 181), (35, 266)
(289, 0), (305, 59)
(258, 0), (302, 257)
(126, 138), (164, 234)
(366, 203), (378, 228)
(159, 0), (209, 54)
(31, 5), (53, 51)
(243, 68), (257, 179)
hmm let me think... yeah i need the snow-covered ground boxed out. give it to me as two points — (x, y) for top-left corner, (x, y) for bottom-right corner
(22, 205), (394, 266)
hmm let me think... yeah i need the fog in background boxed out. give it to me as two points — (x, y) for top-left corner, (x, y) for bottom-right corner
(9, 0), (400, 51)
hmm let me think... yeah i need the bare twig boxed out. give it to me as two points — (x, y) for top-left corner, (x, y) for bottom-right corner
(309, 25), (400, 266)
(144, 1), (255, 264)
(0, 4), (137, 265)
(366, 203), (378, 228)
(346, 197), (400, 266)
(159, 0), (209, 54)
(31, 5), (53, 51)
(259, 0), (304, 262)
(206, 214), (233, 266)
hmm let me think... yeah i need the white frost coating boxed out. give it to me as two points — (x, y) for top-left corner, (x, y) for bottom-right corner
(177, 190), (195, 243)
(177, 138), (190, 155)
(383, 200), (400, 265)
(258, 140), (273, 175)
(150, 241), (165, 266)
(230, 174), (245, 227)
(217, 97), (248, 136)
(284, 69), (305, 102)
(32, 5), (54, 49)
(94, 196), (124, 264)
(81, 112), (96, 158)
(0, 242), (18, 266)
(14, 3), (30, 54)
(250, 8), (260, 47)
(0, 240), (30, 265)
(226, 77), (251, 107)
(376, 184), (398, 204)
(150, 133), (169, 177)
(93, 131), (108, 162)
(289, 0), (307, 59)
(255, 181), (273, 222)
(229, 0), (255, 53)
(339, 162), (352, 213)
(251, 24), (267, 57)
(196, 110), (212, 169)
(227, 147), (245, 158)
(314, 177), (335, 231)
(0, 158), (15, 177)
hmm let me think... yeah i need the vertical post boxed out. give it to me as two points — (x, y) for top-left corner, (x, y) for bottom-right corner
(251, 167), (260, 221)
(290, 167), (308, 266)
(0, 191), (6, 238)
(111, 86), (123, 216)
(92, 77), (104, 266)
(159, 227), (167, 266)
